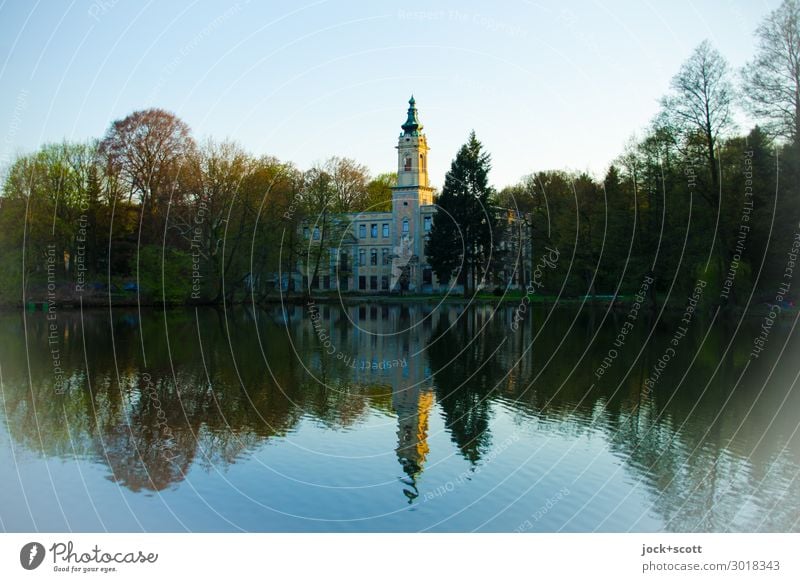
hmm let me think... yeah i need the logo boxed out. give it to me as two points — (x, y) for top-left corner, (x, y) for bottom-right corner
(20, 542), (46, 570)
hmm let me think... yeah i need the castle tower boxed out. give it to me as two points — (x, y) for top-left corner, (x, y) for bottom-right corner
(391, 96), (435, 291)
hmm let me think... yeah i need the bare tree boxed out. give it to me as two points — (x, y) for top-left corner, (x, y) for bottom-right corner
(742, 0), (800, 142)
(660, 40), (734, 200)
(99, 108), (196, 239)
(302, 165), (336, 295)
(324, 156), (369, 212)
(184, 138), (252, 301)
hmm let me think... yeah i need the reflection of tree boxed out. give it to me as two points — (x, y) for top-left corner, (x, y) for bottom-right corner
(0, 308), (384, 492)
(101, 417), (192, 493)
(431, 306), (800, 532)
(2, 305), (799, 531)
(427, 309), (497, 463)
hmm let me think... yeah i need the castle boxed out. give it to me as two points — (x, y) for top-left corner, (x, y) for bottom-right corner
(296, 96), (530, 294)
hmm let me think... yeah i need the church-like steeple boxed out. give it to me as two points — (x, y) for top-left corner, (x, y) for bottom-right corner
(401, 95), (423, 136)
(394, 96), (431, 194)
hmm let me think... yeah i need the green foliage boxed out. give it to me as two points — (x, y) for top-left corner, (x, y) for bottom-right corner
(136, 245), (193, 304)
(427, 131), (497, 295)
(0, 248), (24, 305)
(364, 172), (396, 212)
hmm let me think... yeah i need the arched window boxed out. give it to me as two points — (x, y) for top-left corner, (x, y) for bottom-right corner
(420, 153), (426, 172)
(404, 156), (412, 172)
(402, 218), (409, 234)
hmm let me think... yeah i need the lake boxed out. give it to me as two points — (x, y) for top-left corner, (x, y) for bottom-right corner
(0, 301), (798, 532)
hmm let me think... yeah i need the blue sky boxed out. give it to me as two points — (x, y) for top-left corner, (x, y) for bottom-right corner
(0, 0), (782, 188)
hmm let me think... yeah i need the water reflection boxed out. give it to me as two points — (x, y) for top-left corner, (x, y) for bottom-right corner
(0, 303), (798, 531)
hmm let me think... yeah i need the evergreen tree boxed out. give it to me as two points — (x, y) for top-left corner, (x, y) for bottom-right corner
(426, 131), (497, 296)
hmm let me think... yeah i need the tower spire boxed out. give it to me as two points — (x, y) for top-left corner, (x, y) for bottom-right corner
(401, 95), (423, 136)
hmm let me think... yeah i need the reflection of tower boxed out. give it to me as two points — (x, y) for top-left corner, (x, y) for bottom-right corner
(393, 384), (434, 502)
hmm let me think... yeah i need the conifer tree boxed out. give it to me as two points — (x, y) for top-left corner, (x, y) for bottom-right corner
(427, 132), (497, 296)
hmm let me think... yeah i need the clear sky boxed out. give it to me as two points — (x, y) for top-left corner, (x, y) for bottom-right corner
(0, 0), (782, 189)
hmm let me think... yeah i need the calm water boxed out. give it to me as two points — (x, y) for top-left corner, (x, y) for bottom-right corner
(0, 302), (798, 532)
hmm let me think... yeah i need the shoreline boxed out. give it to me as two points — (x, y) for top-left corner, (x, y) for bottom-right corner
(4, 292), (795, 318)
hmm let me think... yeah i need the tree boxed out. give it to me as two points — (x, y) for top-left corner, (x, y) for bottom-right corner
(425, 187), (462, 287)
(426, 131), (497, 296)
(660, 40), (734, 203)
(742, 0), (800, 142)
(99, 108), (195, 242)
(0, 141), (113, 299)
(182, 139), (253, 302)
(300, 164), (339, 295)
(364, 172), (396, 212)
(324, 156), (370, 212)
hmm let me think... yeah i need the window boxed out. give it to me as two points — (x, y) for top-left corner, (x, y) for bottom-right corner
(370, 223), (377, 238)
(382, 248), (389, 265)
(340, 251), (348, 271)
(313, 227), (320, 240)
(381, 275), (389, 290)
(370, 276), (378, 290)
(323, 275), (330, 290)
(420, 153), (426, 172)
(402, 218), (409, 234)
(359, 249), (365, 266)
(303, 227), (310, 239)
(382, 223), (389, 237)
(359, 224), (366, 238)
(370, 249), (377, 266)
(359, 276), (366, 290)
(404, 156), (412, 171)
(424, 216), (432, 231)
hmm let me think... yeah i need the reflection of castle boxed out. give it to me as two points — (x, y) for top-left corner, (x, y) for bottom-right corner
(394, 387), (434, 501)
(290, 302), (438, 499)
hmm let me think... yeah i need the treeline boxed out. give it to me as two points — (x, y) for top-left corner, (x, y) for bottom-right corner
(498, 2), (800, 307)
(0, 108), (395, 305)
(2, 1), (799, 308)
